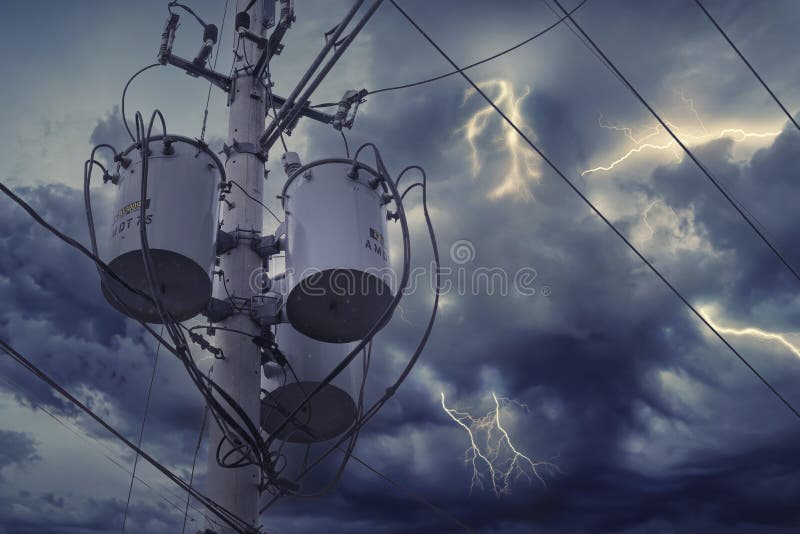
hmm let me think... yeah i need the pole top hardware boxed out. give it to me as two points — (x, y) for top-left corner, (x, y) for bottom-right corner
(222, 139), (267, 162)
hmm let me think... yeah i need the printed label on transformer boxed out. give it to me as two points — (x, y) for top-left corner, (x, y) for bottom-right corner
(112, 199), (153, 238)
(365, 227), (388, 261)
(114, 199), (150, 221)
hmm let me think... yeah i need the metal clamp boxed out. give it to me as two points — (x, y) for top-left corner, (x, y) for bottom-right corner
(216, 226), (265, 255)
(203, 297), (235, 323)
(222, 139), (267, 162)
(216, 229), (239, 255)
(251, 234), (281, 260)
(250, 293), (283, 327)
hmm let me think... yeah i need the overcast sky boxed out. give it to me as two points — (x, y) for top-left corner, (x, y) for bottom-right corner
(2, 0), (800, 532)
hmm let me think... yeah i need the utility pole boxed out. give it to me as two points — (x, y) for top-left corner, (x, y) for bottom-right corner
(207, 0), (268, 530)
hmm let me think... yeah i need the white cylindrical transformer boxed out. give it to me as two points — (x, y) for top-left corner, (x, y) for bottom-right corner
(101, 135), (224, 323)
(261, 324), (361, 443)
(282, 158), (395, 343)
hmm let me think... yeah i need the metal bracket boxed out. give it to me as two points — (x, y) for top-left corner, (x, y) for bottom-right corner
(216, 229), (239, 255)
(251, 234), (281, 260)
(217, 226), (263, 255)
(222, 139), (267, 162)
(250, 293), (284, 327)
(264, 93), (335, 125)
(203, 297), (235, 323)
(165, 54), (232, 92)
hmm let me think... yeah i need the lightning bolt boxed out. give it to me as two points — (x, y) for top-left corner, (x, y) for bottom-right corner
(397, 303), (416, 327)
(640, 199), (661, 242)
(676, 89), (709, 135)
(459, 80), (541, 201)
(583, 95), (781, 176)
(701, 310), (800, 359)
(440, 392), (559, 496)
(638, 198), (685, 243)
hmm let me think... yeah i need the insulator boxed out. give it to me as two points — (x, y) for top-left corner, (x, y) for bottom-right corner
(235, 11), (251, 31)
(203, 24), (219, 44)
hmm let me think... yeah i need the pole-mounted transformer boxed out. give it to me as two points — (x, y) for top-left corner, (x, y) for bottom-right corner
(280, 153), (395, 343)
(101, 136), (225, 323)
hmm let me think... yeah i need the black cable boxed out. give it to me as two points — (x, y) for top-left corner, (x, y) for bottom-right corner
(285, 342), (371, 499)
(0, 338), (253, 533)
(220, 271), (245, 311)
(262, 153), (412, 450)
(122, 64), (160, 143)
(131, 113), (269, 483)
(0, 374), (213, 528)
(346, 451), (475, 533)
(4, 177), (268, 482)
(228, 179), (282, 222)
(262, 61), (289, 153)
(340, 129), (350, 157)
(261, 160), (441, 514)
(200, 0), (230, 141)
(389, 0), (800, 422)
(168, 1), (208, 27)
(549, 0), (800, 286)
(366, 0), (590, 96)
(183, 406), (209, 534)
(541, 0), (621, 85)
(134, 110), (269, 511)
(400, 182), (422, 202)
(121, 327), (164, 534)
(3, 180), (150, 309)
(86, 159), (108, 175)
(694, 0), (800, 134)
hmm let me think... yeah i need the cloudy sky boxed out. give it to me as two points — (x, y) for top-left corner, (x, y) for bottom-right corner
(2, 0), (800, 532)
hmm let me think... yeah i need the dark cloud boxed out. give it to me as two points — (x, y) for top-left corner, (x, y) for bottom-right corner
(0, 430), (39, 477)
(3, 0), (800, 533)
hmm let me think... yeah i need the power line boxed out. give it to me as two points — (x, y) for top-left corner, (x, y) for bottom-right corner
(346, 450), (475, 533)
(549, 0), (800, 286)
(6, 176), (270, 493)
(260, 161), (441, 514)
(0, 374), (212, 528)
(0, 338), (254, 533)
(541, 0), (621, 83)
(121, 329), (164, 533)
(183, 406), (209, 534)
(200, 0), (230, 141)
(366, 0), (591, 96)
(388, 0), (800, 421)
(693, 0), (800, 134)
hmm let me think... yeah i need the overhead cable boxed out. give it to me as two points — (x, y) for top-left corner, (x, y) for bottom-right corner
(549, 0), (800, 286)
(388, 0), (800, 423)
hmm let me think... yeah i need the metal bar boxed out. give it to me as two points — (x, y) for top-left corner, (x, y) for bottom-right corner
(168, 54), (232, 92)
(266, 93), (335, 124)
(260, 0), (383, 152)
(259, 0), (367, 150)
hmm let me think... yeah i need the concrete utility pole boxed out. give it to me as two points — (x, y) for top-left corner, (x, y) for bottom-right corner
(207, 0), (268, 530)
